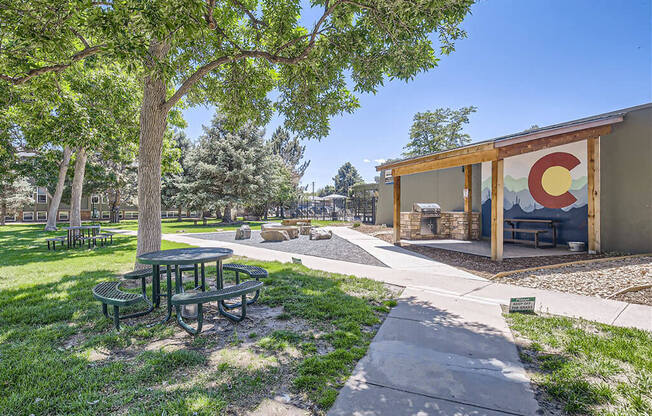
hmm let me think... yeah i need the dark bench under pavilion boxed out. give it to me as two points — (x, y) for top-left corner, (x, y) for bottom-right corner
(504, 219), (557, 248)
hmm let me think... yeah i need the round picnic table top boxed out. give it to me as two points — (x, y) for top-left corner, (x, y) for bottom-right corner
(63, 225), (101, 230)
(137, 247), (233, 266)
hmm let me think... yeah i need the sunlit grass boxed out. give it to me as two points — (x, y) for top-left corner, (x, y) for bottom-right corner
(507, 313), (652, 415)
(0, 223), (394, 414)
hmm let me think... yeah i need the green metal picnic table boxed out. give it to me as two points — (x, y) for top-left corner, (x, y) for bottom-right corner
(136, 247), (233, 324)
(63, 225), (101, 248)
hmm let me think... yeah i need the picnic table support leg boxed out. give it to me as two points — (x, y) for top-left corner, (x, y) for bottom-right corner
(176, 304), (203, 335)
(194, 264), (199, 289)
(113, 305), (120, 330)
(219, 295), (248, 322)
(200, 263), (206, 291)
(153, 265), (160, 307)
(534, 232), (539, 248)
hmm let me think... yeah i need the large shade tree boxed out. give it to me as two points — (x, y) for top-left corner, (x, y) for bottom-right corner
(403, 106), (477, 157)
(1, 0), (474, 257)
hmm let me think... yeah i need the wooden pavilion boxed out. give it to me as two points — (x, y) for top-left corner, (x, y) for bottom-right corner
(376, 113), (625, 261)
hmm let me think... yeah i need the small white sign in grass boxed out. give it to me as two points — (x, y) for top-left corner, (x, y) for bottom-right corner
(509, 296), (536, 313)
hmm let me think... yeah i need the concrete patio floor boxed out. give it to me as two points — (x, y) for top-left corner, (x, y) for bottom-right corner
(403, 238), (578, 258)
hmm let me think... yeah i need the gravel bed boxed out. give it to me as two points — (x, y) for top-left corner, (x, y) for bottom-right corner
(494, 256), (652, 305)
(190, 230), (388, 267)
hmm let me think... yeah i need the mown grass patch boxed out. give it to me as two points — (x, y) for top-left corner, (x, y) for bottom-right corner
(506, 312), (652, 415)
(0, 224), (396, 415)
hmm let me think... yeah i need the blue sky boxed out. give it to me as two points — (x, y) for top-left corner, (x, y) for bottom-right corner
(182, 0), (651, 190)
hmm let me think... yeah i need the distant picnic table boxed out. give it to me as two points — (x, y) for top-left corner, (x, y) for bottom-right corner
(504, 218), (557, 248)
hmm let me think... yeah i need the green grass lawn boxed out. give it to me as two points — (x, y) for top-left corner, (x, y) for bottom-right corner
(506, 313), (652, 415)
(0, 224), (396, 415)
(103, 218), (351, 234)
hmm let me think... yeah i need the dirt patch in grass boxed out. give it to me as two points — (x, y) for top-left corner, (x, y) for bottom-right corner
(506, 311), (652, 415)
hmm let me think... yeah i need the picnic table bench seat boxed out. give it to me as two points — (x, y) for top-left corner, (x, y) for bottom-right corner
(46, 236), (66, 251)
(93, 281), (153, 330)
(171, 280), (264, 335)
(221, 264), (268, 309)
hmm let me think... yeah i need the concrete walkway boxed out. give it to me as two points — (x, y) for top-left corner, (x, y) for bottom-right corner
(107, 227), (651, 331)
(109, 227), (650, 415)
(329, 288), (541, 415)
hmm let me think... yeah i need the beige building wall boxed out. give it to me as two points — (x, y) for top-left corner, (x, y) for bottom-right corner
(375, 164), (482, 228)
(600, 104), (652, 253)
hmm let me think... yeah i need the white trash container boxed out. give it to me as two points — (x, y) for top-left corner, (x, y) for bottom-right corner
(568, 241), (585, 252)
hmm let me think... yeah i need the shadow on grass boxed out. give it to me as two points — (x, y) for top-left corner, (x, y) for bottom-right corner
(0, 228), (136, 268)
(0, 251), (395, 414)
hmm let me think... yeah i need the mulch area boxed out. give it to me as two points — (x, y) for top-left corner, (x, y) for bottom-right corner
(355, 224), (652, 306)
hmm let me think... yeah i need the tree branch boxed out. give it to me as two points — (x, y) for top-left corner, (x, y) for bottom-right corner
(0, 45), (105, 85)
(230, 0), (267, 28)
(163, 0), (343, 112)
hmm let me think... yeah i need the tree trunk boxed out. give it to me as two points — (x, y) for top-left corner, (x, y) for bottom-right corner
(177, 207), (182, 222)
(223, 203), (233, 223)
(136, 48), (168, 261)
(110, 188), (121, 223)
(69, 147), (87, 227)
(45, 145), (72, 231)
(1, 202), (6, 226)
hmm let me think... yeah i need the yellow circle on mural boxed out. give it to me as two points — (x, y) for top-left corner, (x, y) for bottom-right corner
(541, 166), (572, 196)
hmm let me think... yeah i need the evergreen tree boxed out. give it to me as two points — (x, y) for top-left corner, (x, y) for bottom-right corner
(333, 162), (363, 196)
(268, 127), (310, 181)
(183, 115), (273, 222)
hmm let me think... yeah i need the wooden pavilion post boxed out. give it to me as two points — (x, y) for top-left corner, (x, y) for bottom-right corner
(587, 137), (601, 253)
(491, 160), (504, 261)
(393, 174), (401, 244)
(464, 164), (473, 239)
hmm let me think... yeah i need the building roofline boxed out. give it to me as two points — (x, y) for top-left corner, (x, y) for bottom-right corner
(376, 102), (650, 172)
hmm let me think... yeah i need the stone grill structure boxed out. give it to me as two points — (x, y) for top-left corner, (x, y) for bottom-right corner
(401, 211), (480, 240)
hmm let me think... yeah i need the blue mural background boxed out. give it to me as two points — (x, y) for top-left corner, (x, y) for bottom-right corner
(481, 142), (588, 245)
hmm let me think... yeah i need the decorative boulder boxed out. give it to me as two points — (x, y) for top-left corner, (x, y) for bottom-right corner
(278, 226), (300, 239)
(261, 229), (290, 242)
(299, 225), (313, 236)
(261, 223), (282, 231)
(235, 224), (251, 240)
(309, 228), (332, 240)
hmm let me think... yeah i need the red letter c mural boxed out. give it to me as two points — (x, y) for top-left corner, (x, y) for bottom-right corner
(528, 152), (580, 209)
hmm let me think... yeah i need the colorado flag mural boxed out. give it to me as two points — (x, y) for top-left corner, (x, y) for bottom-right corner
(481, 141), (588, 244)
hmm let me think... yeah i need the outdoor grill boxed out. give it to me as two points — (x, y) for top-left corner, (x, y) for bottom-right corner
(413, 203), (441, 235)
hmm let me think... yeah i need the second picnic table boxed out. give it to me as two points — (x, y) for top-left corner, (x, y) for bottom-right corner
(504, 218), (557, 248)
(136, 247), (233, 324)
(62, 225), (101, 248)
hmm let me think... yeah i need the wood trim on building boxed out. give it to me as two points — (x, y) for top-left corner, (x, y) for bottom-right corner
(491, 160), (504, 261)
(393, 175), (401, 244)
(464, 164), (473, 239)
(587, 136), (601, 253)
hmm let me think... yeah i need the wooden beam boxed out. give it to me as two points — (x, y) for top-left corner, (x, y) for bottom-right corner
(393, 149), (498, 177)
(587, 137), (601, 253)
(464, 164), (473, 239)
(491, 160), (504, 261)
(393, 175), (401, 244)
(376, 142), (495, 172)
(497, 125), (612, 159)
